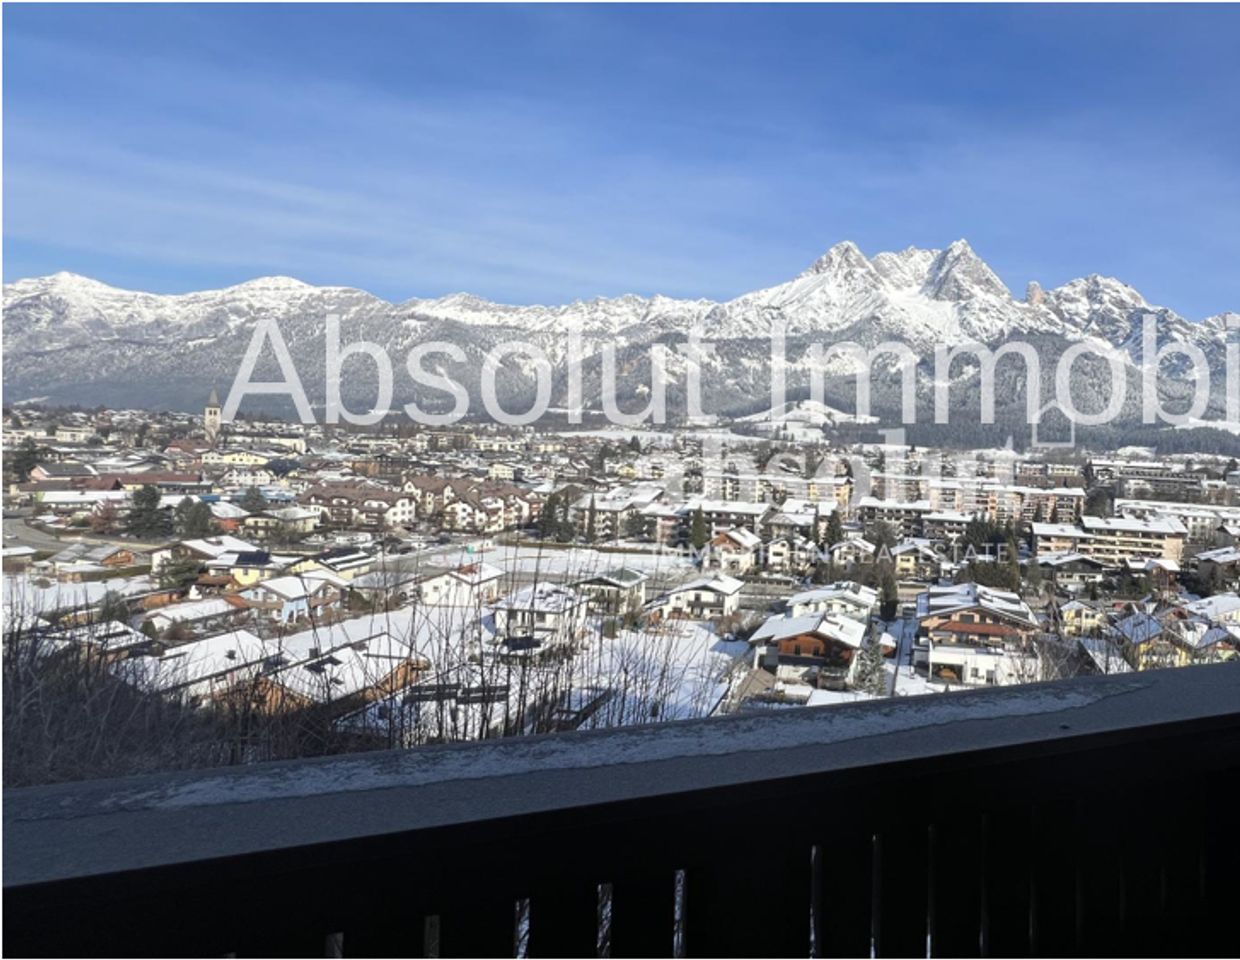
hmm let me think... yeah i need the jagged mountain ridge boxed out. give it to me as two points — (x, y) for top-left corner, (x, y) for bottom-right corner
(2, 240), (1231, 426)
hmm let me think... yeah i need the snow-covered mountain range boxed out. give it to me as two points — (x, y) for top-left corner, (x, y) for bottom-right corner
(3, 240), (1233, 431)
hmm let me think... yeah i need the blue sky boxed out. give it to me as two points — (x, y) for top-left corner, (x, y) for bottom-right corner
(4, 3), (1238, 318)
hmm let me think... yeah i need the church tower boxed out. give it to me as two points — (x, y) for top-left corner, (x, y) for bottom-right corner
(204, 387), (221, 445)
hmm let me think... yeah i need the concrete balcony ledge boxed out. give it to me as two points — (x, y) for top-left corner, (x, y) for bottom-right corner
(7, 664), (1239, 891)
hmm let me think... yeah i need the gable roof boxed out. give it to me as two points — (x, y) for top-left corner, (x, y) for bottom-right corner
(575, 567), (648, 589)
(750, 611), (867, 648)
(669, 574), (744, 597)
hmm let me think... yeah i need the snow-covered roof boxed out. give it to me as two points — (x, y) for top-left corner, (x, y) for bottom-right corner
(271, 645), (403, 703)
(669, 574), (744, 596)
(1078, 636), (1133, 674)
(1032, 522), (1094, 540)
(1080, 515), (1186, 536)
(448, 561), (505, 585)
(1034, 551), (1105, 568)
(575, 567), (648, 588)
(1184, 593), (1240, 621)
(494, 583), (583, 614)
(915, 583), (1036, 626)
(1197, 546), (1240, 564)
(715, 527), (762, 550)
(120, 629), (275, 692)
(146, 597), (238, 625)
(786, 581), (879, 611)
(1174, 619), (1238, 651)
(180, 535), (260, 558)
(1112, 612), (1163, 644)
(682, 498), (770, 516)
(751, 611), (867, 648)
(247, 574), (339, 601)
(1124, 557), (1180, 574)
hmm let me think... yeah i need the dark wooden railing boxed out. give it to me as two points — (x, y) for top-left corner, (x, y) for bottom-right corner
(6, 664), (1240, 958)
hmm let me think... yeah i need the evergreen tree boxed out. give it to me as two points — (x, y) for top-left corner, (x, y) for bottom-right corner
(158, 555), (203, 591)
(126, 485), (171, 539)
(624, 511), (647, 540)
(1084, 487), (1113, 518)
(824, 508), (844, 548)
(9, 436), (40, 481)
(1005, 536), (1023, 592)
(879, 565), (899, 619)
(96, 590), (132, 627)
(853, 633), (889, 697)
(539, 493), (561, 538)
(586, 495), (598, 542)
(627, 435), (642, 454)
(554, 494), (575, 543)
(173, 497), (214, 538)
(868, 520), (899, 551)
(1026, 555), (1043, 595)
(240, 486), (268, 514)
(689, 507), (708, 551)
(173, 497), (194, 537)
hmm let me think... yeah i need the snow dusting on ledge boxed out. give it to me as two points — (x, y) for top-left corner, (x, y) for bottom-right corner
(91, 678), (1147, 814)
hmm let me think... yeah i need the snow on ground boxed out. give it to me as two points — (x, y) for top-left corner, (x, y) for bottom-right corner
(806, 662), (948, 708)
(3, 572), (156, 620)
(481, 543), (697, 579)
(575, 619), (749, 726)
(1174, 417), (1240, 435)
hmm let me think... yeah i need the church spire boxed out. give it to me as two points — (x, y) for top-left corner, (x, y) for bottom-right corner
(204, 387), (222, 445)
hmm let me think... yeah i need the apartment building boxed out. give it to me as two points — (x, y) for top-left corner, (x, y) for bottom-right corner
(1077, 515), (1187, 567)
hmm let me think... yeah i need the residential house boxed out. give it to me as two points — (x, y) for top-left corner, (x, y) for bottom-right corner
(703, 527), (762, 575)
(889, 539), (943, 581)
(785, 581), (879, 622)
(1057, 599), (1105, 637)
(143, 596), (252, 637)
(492, 584), (588, 649)
(750, 610), (875, 671)
(572, 568), (648, 614)
(916, 583), (1039, 685)
(1032, 552), (1108, 592)
(119, 629), (280, 705)
(654, 575), (743, 621)
(419, 562), (505, 607)
(241, 573), (346, 625)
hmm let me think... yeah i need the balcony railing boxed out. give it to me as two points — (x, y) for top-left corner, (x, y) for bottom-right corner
(5, 664), (1240, 958)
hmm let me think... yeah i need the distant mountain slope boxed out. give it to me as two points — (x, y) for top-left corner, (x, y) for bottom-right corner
(3, 241), (1231, 430)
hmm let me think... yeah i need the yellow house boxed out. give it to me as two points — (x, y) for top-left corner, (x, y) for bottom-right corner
(1059, 599), (1105, 637)
(205, 549), (283, 587)
(284, 556), (329, 578)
